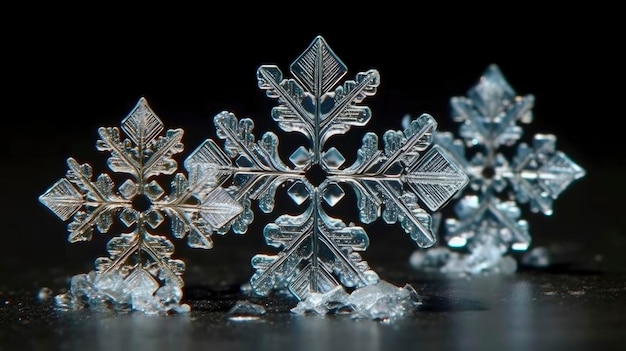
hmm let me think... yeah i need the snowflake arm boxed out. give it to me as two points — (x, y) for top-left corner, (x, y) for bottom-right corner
(96, 99), (184, 182)
(39, 158), (130, 242)
(257, 35), (380, 166)
(507, 134), (586, 215)
(94, 228), (186, 287)
(250, 180), (378, 300)
(451, 64), (534, 148)
(341, 114), (469, 248)
(185, 111), (304, 233)
(444, 195), (530, 250)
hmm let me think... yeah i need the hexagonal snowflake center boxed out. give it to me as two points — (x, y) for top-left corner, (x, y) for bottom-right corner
(305, 164), (327, 187)
(482, 165), (496, 179)
(132, 195), (152, 212)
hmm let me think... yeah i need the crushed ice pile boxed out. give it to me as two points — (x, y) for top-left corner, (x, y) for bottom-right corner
(54, 269), (190, 315)
(290, 280), (421, 322)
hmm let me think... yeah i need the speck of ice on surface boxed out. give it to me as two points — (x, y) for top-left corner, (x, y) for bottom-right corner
(37, 287), (54, 302)
(226, 300), (267, 321)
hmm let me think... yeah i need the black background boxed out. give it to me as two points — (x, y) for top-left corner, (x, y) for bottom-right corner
(2, 5), (626, 349)
(5, 6), (625, 268)
(4, 4), (625, 280)
(1, 4), (626, 274)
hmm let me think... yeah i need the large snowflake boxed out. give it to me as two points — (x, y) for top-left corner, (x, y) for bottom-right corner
(39, 97), (243, 314)
(186, 36), (469, 301)
(410, 64), (586, 275)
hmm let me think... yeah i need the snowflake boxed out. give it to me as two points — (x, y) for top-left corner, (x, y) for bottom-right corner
(186, 36), (469, 301)
(39, 97), (243, 314)
(410, 64), (586, 275)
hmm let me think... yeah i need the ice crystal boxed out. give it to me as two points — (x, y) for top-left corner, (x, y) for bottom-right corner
(187, 36), (468, 302)
(290, 280), (422, 322)
(410, 64), (586, 275)
(226, 300), (267, 321)
(39, 97), (244, 314)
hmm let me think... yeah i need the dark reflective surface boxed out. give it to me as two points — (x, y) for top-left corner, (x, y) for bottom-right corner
(2, 260), (626, 350)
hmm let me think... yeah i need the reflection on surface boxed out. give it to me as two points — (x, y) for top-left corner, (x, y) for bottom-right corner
(96, 313), (192, 351)
(449, 278), (533, 350)
(55, 311), (193, 351)
(291, 315), (381, 351)
(1, 272), (620, 351)
(508, 280), (533, 351)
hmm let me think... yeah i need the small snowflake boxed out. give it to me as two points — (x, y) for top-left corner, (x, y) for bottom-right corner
(187, 36), (469, 301)
(411, 64), (586, 275)
(39, 97), (243, 314)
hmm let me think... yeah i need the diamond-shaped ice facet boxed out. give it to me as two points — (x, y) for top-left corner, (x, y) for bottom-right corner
(120, 208), (139, 227)
(119, 179), (138, 200)
(322, 147), (345, 170)
(145, 209), (164, 229)
(290, 146), (312, 169)
(322, 182), (345, 207)
(123, 268), (159, 297)
(39, 179), (83, 221)
(144, 180), (165, 201)
(288, 180), (310, 205)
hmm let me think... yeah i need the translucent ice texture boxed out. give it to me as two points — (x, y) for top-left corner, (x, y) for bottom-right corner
(290, 280), (422, 322)
(226, 300), (267, 321)
(185, 36), (469, 302)
(40, 98), (243, 314)
(411, 64), (585, 275)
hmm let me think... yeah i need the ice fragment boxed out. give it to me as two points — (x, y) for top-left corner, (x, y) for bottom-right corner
(227, 300), (267, 321)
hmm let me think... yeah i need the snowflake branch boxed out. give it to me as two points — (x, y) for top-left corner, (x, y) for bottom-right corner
(101, 233), (141, 275)
(97, 127), (142, 178)
(319, 70), (379, 132)
(66, 158), (120, 203)
(141, 129), (184, 178)
(140, 239), (184, 287)
(256, 68), (315, 138)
